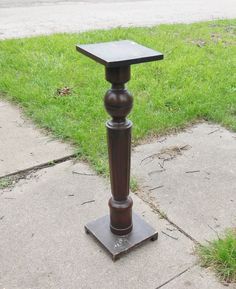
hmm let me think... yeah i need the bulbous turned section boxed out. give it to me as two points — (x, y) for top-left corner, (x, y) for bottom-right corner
(104, 88), (133, 122)
(104, 66), (133, 122)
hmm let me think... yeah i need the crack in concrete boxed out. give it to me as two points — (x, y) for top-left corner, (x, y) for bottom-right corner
(0, 153), (77, 181)
(134, 189), (200, 245)
(155, 265), (195, 289)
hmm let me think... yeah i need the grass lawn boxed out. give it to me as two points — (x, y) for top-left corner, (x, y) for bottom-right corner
(0, 20), (235, 174)
(198, 230), (236, 283)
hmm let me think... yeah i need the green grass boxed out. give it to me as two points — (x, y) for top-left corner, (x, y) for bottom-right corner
(0, 20), (235, 174)
(198, 230), (236, 283)
(130, 177), (139, 192)
(0, 177), (13, 189)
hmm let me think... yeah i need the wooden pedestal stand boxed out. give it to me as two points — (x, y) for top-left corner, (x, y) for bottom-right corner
(76, 40), (163, 260)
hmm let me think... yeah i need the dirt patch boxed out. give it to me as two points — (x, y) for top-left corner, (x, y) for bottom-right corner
(0, 172), (35, 193)
(140, 144), (191, 166)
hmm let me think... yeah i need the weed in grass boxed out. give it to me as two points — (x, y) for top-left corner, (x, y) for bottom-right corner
(198, 229), (236, 283)
(0, 20), (236, 174)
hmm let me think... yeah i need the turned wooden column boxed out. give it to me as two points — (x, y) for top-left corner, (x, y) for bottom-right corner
(104, 66), (133, 235)
(76, 40), (163, 260)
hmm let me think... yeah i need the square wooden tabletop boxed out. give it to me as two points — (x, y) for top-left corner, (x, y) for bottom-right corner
(76, 40), (163, 68)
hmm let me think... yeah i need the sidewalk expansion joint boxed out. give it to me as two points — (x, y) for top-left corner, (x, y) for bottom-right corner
(0, 153), (77, 182)
(155, 265), (195, 289)
(134, 189), (200, 245)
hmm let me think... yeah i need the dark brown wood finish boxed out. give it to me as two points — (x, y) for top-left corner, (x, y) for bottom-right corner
(76, 40), (163, 260)
(76, 40), (163, 68)
(105, 65), (133, 235)
(85, 213), (158, 261)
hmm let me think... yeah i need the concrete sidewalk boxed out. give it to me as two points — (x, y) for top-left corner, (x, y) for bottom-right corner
(132, 123), (236, 244)
(0, 100), (74, 178)
(0, 159), (233, 289)
(0, 0), (236, 39)
(0, 100), (235, 288)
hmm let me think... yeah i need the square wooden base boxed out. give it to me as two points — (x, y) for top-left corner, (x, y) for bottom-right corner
(85, 213), (158, 261)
